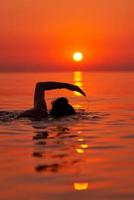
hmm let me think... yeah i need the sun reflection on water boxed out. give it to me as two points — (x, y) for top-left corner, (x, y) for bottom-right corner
(74, 71), (83, 97)
(75, 131), (89, 154)
(74, 182), (89, 191)
(76, 148), (85, 154)
(77, 138), (84, 142)
(80, 144), (89, 149)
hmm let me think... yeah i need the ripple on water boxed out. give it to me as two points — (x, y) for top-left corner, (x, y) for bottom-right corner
(0, 106), (134, 200)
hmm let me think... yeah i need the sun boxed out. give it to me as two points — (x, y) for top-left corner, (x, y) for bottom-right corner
(73, 52), (83, 62)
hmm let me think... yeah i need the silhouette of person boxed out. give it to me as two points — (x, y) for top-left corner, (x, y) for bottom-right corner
(18, 81), (86, 119)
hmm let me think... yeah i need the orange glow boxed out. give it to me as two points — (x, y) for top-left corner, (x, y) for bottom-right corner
(80, 144), (89, 149)
(74, 104), (82, 109)
(74, 71), (83, 96)
(0, 72), (134, 198)
(73, 52), (83, 62)
(76, 148), (84, 154)
(77, 131), (82, 134)
(77, 138), (84, 142)
(0, 1), (134, 71)
(74, 182), (89, 191)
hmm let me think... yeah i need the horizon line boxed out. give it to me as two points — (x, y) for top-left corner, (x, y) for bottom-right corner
(0, 69), (134, 73)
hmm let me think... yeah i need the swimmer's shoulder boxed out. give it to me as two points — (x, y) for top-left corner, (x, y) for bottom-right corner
(18, 108), (48, 119)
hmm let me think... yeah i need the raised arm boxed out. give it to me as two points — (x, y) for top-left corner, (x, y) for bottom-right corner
(34, 81), (86, 111)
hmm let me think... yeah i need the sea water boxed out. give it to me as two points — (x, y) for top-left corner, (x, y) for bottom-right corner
(0, 72), (134, 200)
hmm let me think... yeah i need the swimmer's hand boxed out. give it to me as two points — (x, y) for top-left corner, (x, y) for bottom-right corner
(36, 82), (86, 96)
(67, 84), (86, 96)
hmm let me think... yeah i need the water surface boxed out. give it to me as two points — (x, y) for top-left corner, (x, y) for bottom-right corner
(0, 72), (134, 200)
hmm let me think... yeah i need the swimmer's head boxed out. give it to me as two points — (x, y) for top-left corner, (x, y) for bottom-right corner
(51, 97), (68, 107)
(50, 97), (75, 117)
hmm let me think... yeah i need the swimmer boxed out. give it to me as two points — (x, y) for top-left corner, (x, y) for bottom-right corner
(18, 81), (86, 118)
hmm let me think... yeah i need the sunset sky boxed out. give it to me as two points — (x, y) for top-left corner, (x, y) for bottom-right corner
(0, 0), (134, 72)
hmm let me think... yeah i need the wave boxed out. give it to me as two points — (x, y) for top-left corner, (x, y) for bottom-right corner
(0, 109), (108, 124)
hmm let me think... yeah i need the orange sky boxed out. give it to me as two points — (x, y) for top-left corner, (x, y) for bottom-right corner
(0, 0), (134, 71)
